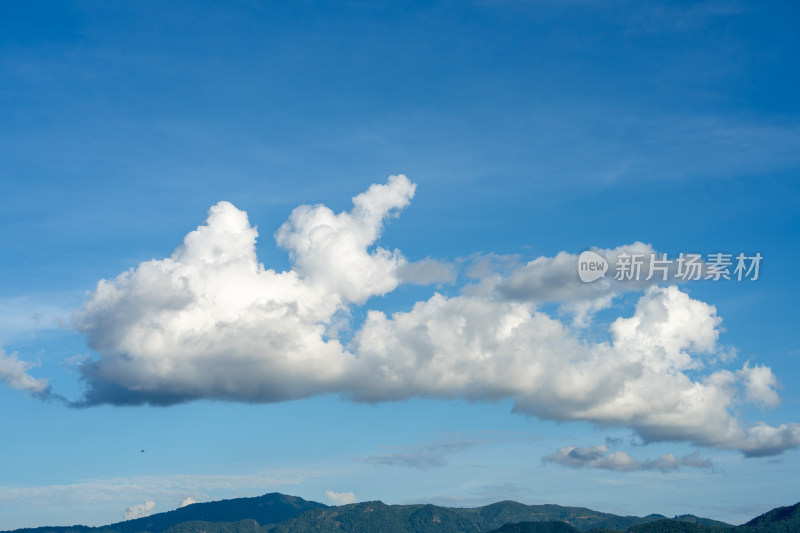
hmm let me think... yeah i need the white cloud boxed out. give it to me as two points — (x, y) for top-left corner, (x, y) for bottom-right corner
(68, 176), (800, 457)
(325, 490), (357, 505)
(273, 175), (415, 305)
(74, 175), (416, 406)
(640, 452), (713, 471)
(178, 497), (197, 508)
(0, 348), (49, 395)
(543, 444), (712, 472)
(124, 500), (155, 520)
(737, 362), (780, 408)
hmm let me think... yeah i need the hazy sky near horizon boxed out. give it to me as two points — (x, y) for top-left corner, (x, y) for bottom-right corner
(1, 0), (799, 529)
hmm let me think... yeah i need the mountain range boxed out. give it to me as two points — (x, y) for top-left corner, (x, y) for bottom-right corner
(3, 493), (798, 533)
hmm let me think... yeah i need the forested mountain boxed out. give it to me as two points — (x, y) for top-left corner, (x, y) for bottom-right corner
(3, 493), (797, 533)
(625, 503), (800, 533)
(486, 521), (582, 533)
(269, 500), (630, 532)
(4, 493), (324, 533)
(741, 502), (800, 532)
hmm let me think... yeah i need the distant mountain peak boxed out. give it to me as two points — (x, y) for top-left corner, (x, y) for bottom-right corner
(744, 501), (800, 526)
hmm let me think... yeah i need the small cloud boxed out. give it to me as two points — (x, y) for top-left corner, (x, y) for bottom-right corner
(542, 443), (712, 473)
(737, 362), (781, 408)
(640, 451), (712, 472)
(124, 500), (155, 520)
(178, 497), (197, 508)
(325, 490), (356, 505)
(0, 348), (49, 396)
(62, 354), (91, 367)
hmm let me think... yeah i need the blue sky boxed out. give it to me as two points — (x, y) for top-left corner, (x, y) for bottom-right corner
(1, 0), (799, 529)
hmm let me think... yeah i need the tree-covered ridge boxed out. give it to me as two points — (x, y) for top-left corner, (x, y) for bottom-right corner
(486, 521), (581, 533)
(270, 501), (478, 533)
(163, 520), (266, 533)
(672, 516), (735, 528)
(627, 503), (800, 533)
(3, 494), (798, 533)
(268, 499), (672, 532)
(742, 502), (800, 531)
(459, 501), (625, 530)
(2, 493), (324, 533)
(115, 493), (325, 533)
(627, 520), (730, 533)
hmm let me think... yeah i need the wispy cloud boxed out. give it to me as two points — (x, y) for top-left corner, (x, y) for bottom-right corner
(0, 469), (326, 509)
(0, 295), (74, 342)
(397, 258), (457, 285)
(359, 440), (480, 470)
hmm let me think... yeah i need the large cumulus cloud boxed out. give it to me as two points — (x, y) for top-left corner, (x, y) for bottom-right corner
(70, 175), (800, 457)
(75, 175), (416, 405)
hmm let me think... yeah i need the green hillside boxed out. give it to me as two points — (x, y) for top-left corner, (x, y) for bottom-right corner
(672, 516), (734, 529)
(459, 501), (623, 531)
(163, 519), (266, 533)
(487, 521), (580, 533)
(628, 503), (800, 533)
(628, 520), (729, 533)
(4, 493), (324, 533)
(740, 502), (800, 532)
(3, 493), (796, 533)
(271, 501), (478, 533)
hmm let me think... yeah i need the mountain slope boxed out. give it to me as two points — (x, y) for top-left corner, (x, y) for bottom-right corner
(269, 500), (732, 533)
(739, 502), (800, 533)
(459, 501), (624, 531)
(628, 503), (800, 533)
(271, 501), (478, 533)
(111, 493), (325, 533)
(3, 493), (324, 533)
(6, 494), (796, 533)
(628, 520), (730, 533)
(163, 519), (266, 533)
(487, 521), (581, 533)
(672, 516), (734, 529)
